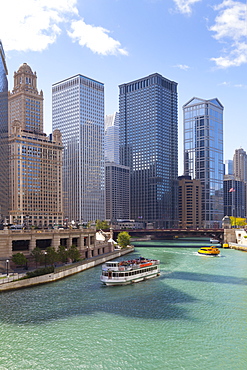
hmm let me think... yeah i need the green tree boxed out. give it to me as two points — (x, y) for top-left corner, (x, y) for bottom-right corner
(68, 245), (81, 262)
(31, 247), (43, 268)
(96, 220), (109, 230)
(12, 252), (27, 267)
(57, 245), (68, 263)
(117, 232), (131, 248)
(46, 246), (58, 266)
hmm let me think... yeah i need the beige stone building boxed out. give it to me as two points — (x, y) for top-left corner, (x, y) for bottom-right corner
(178, 175), (202, 229)
(8, 63), (63, 227)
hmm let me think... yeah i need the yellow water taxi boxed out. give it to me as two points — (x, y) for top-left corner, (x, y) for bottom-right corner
(198, 247), (220, 256)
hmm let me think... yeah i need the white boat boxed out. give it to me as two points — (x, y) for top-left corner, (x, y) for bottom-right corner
(210, 238), (219, 244)
(100, 257), (160, 286)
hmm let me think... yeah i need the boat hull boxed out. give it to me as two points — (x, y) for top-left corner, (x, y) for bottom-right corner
(101, 271), (160, 286)
(198, 247), (220, 256)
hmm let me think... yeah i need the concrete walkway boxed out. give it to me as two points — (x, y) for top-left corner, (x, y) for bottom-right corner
(0, 247), (134, 292)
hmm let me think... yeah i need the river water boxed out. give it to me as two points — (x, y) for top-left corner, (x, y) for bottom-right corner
(1, 239), (247, 370)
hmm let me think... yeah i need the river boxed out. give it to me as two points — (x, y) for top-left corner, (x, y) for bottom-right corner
(0, 239), (247, 369)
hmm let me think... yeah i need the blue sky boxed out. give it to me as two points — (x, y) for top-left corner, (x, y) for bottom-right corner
(1, 0), (247, 174)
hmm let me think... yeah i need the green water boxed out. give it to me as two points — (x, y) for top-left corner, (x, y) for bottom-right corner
(1, 240), (247, 369)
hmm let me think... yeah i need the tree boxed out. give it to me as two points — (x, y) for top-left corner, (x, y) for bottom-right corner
(31, 247), (43, 268)
(117, 232), (131, 248)
(57, 245), (68, 263)
(46, 246), (58, 266)
(12, 253), (27, 267)
(230, 217), (246, 228)
(68, 245), (81, 262)
(96, 220), (109, 230)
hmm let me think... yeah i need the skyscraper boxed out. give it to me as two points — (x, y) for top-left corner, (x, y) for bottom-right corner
(8, 63), (63, 228)
(178, 175), (202, 229)
(0, 41), (9, 222)
(52, 74), (105, 223)
(105, 112), (119, 164)
(183, 97), (224, 228)
(105, 162), (130, 222)
(119, 73), (178, 228)
(224, 159), (233, 175)
(233, 148), (247, 182)
(224, 176), (246, 218)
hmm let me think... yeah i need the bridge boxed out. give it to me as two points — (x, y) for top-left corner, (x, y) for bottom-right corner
(113, 228), (224, 242)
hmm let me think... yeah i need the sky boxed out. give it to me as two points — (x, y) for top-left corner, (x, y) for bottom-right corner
(1, 0), (247, 175)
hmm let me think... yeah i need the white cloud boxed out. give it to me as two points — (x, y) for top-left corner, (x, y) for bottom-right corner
(68, 19), (128, 56)
(173, 64), (190, 70)
(210, 0), (247, 68)
(0, 0), (127, 56)
(218, 81), (247, 88)
(173, 0), (201, 15)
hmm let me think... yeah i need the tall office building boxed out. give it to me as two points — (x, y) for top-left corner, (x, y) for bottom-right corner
(178, 175), (202, 229)
(8, 63), (63, 227)
(233, 148), (247, 182)
(0, 41), (9, 222)
(52, 75), (105, 223)
(105, 162), (130, 222)
(105, 112), (119, 164)
(224, 159), (233, 175)
(119, 73), (178, 228)
(224, 175), (246, 218)
(183, 97), (224, 228)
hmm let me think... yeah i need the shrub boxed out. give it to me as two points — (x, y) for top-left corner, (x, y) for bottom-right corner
(23, 266), (54, 279)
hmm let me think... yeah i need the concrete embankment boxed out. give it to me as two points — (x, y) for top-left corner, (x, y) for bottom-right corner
(0, 247), (134, 292)
(228, 243), (247, 252)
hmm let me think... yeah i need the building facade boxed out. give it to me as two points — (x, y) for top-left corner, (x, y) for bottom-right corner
(119, 73), (178, 228)
(105, 162), (130, 222)
(8, 63), (63, 227)
(183, 97), (224, 228)
(233, 148), (247, 183)
(0, 41), (9, 222)
(224, 159), (233, 176)
(105, 112), (119, 164)
(224, 176), (246, 219)
(52, 74), (105, 223)
(178, 175), (202, 229)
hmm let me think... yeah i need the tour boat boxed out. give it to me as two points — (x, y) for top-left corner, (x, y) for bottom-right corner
(198, 247), (220, 256)
(100, 257), (160, 286)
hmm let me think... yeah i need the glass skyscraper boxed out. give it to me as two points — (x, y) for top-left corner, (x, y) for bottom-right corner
(183, 97), (224, 228)
(119, 73), (178, 228)
(0, 41), (9, 222)
(52, 74), (105, 223)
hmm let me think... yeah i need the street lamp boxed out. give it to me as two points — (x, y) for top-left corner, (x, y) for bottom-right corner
(6, 259), (9, 276)
(44, 251), (47, 268)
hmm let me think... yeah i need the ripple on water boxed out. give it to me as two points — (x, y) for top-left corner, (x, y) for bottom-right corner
(1, 246), (247, 369)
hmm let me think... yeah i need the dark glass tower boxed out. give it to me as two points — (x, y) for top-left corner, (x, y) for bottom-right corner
(119, 73), (178, 228)
(0, 41), (9, 222)
(183, 97), (224, 228)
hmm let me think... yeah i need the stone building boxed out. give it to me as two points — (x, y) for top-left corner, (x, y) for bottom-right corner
(8, 63), (63, 228)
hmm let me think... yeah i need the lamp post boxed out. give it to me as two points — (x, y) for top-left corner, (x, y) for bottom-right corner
(6, 259), (9, 276)
(44, 251), (47, 268)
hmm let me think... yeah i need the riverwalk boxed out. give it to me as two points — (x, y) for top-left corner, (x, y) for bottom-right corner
(0, 246), (134, 292)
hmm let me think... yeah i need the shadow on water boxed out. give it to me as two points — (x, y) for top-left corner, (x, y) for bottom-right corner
(165, 270), (247, 285)
(0, 272), (198, 325)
